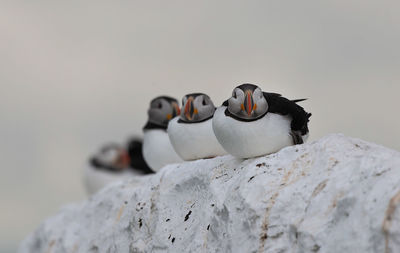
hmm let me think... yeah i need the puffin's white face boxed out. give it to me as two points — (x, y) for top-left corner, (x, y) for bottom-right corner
(97, 145), (130, 170)
(148, 97), (180, 126)
(227, 84), (268, 120)
(180, 93), (215, 122)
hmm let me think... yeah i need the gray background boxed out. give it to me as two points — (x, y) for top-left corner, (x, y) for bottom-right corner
(1, 0), (399, 251)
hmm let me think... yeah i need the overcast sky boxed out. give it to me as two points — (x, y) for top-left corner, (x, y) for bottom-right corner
(1, 0), (399, 251)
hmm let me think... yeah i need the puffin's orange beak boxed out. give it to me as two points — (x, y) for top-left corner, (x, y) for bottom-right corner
(243, 90), (255, 116)
(184, 97), (196, 120)
(167, 102), (180, 121)
(115, 150), (130, 169)
(173, 102), (180, 117)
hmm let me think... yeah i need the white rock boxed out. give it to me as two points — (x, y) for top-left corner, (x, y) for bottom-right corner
(19, 134), (400, 253)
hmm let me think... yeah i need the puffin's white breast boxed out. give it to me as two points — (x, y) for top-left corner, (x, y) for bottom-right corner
(142, 129), (183, 172)
(83, 166), (142, 195)
(167, 117), (227, 161)
(212, 106), (294, 159)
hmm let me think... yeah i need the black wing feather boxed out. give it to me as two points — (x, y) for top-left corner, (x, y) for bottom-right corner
(263, 92), (311, 135)
(291, 98), (307, 103)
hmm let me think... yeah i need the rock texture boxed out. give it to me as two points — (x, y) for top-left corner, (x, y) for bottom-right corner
(19, 134), (400, 253)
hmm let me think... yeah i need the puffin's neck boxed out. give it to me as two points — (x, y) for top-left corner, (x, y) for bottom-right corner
(223, 107), (268, 122)
(143, 121), (168, 131)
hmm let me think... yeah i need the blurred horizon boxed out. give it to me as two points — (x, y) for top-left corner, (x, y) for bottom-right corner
(1, 0), (399, 251)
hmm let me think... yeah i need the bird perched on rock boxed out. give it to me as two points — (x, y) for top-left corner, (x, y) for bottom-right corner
(168, 93), (227, 160)
(142, 96), (183, 171)
(212, 83), (311, 159)
(84, 139), (152, 194)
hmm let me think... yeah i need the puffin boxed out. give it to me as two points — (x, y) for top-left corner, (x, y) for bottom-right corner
(212, 83), (311, 159)
(167, 93), (227, 160)
(84, 138), (153, 195)
(142, 96), (183, 171)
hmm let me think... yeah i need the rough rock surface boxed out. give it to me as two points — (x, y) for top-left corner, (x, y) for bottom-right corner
(19, 134), (400, 253)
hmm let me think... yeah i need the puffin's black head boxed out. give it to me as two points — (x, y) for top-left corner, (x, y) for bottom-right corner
(180, 93), (216, 123)
(227, 84), (268, 120)
(146, 96), (180, 128)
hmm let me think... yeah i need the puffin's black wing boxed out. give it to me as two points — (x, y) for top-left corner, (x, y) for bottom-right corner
(127, 139), (154, 174)
(263, 92), (311, 135)
(291, 98), (307, 103)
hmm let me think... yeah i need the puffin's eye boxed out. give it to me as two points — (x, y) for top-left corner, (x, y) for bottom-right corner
(232, 93), (237, 99)
(158, 103), (162, 109)
(202, 99), (207, 106)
